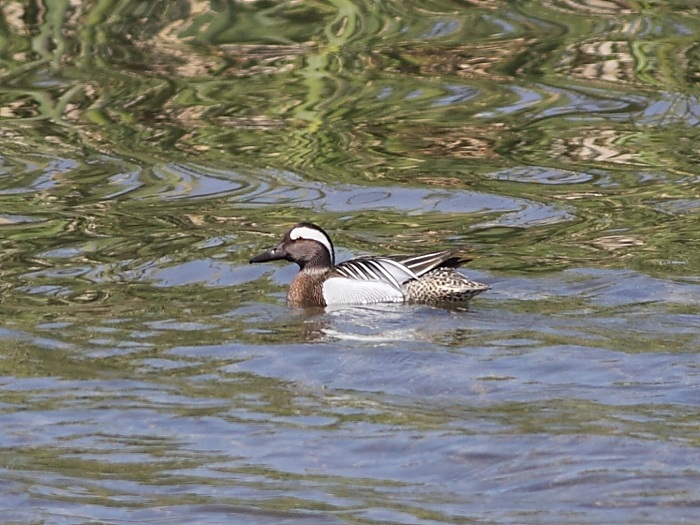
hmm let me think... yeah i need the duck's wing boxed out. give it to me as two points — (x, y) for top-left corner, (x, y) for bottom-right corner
(386, 249), (471, 278)
(332, 257), (417, 290)
(322, 257), (414, 305)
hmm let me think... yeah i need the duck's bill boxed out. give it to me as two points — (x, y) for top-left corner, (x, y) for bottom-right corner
(249, 245), (285, 263)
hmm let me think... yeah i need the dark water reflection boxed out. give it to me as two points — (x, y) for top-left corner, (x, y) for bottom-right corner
(0, 1), (699, 524)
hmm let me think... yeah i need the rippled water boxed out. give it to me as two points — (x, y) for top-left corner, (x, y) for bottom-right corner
(0, 1), (699, 524)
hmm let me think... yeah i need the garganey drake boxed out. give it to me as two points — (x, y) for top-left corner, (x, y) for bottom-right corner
(249, 222), (490, 308)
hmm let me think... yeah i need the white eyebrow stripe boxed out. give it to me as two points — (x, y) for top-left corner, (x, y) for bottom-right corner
(289, 226), (334, 261)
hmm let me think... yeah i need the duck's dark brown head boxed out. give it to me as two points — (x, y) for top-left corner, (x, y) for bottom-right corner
(249, 222), (335, 270)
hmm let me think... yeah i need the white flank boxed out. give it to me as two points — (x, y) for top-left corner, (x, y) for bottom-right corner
(322, 277), (404, 305)
(289, 225), (334, 260)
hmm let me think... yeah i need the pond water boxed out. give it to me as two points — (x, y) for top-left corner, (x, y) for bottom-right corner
(0, 1), (699, 523)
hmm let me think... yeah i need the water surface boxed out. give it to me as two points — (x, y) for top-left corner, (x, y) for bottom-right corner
(0, 1), (698, 524)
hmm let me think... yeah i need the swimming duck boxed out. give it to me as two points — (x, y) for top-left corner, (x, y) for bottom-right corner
(249, 222), (489, 307)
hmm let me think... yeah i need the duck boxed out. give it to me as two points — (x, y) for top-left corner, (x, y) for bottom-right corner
(249, 222), (489, 308)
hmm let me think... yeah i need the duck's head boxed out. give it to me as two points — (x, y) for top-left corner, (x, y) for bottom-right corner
(249, 222), (335, 269)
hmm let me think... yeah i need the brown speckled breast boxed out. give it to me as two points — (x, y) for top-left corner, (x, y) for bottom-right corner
(287, 270), (328, 307)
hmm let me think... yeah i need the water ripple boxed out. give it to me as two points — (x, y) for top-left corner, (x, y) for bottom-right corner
(1, 2), (699, 524)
